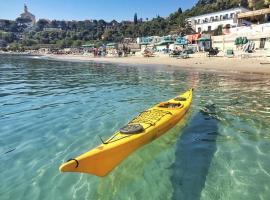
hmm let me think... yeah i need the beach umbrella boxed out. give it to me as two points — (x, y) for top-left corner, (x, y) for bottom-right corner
(239, 37), (243, 45)
(176, 37), (188, 45)
(197, 38), (209, 42)
(242, 37), (248, 44)
(235, 37), (240, 45)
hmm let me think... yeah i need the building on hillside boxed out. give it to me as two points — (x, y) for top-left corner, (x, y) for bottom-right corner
(20, 4), (36, 26)
(237, 7), (270, 24)
(212, 23), (270, 51)
(0, 19), (13, 29)
(0, 19), (6, 28)
(187, 7), (249, 33)
(121, 21), (133, 25)
(43, 28), (62, 31)
(106, 20), (119, 30)
(104, 24), (115, 30)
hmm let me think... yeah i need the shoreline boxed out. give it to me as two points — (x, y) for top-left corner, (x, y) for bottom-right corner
(48, 54), (270, 75)
(3, 52), (270, 75)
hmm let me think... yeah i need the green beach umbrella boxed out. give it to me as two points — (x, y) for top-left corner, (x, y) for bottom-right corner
(235, 37), (239, 45)
(242, 37), (248, 44)
(197, 38), (211, 42)
(175, 37), (188, 45)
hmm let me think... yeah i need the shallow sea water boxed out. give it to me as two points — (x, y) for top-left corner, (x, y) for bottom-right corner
(0, 55), (270, 200)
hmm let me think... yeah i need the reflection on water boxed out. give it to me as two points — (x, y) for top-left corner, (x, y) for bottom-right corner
(171, 103), (219, 200)
(0, 55), (270, 200)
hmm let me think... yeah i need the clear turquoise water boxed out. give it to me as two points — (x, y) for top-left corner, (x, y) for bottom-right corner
(0, 55), (270, 200)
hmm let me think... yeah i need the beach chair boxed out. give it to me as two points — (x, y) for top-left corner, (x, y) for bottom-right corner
(143, 49), (155, 57)
(169, 50), (181, 57)
(177, 52), (189, 59)
(207, 47), (219, 57)
(143, 52), (155, 57)
(226, 49), (234, 58)
(267, 49), (270, 57)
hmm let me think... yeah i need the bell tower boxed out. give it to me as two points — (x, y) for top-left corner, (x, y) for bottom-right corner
(24, 3), (28, 13)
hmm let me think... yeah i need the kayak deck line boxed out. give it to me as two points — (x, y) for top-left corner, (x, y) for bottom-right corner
(103, 109), (174, 144)
(59, 88), (193, 177)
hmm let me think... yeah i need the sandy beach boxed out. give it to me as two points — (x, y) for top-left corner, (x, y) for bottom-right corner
(43, 53), (270, 74)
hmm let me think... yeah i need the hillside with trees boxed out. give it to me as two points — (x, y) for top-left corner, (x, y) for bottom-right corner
(0, 0), (269, 51)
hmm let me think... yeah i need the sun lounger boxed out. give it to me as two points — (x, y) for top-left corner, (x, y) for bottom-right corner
(169, 51), (181, 57)
(143, 52), (155, 57)
(177, 52), (189, 59)
(241, 53), (251, 59)
(226, 49), (234, 58)
(266, 49), (270, 57)
(207, 48), (219, 57)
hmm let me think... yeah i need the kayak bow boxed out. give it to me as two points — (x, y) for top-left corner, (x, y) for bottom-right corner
(59, 88), (193, 176)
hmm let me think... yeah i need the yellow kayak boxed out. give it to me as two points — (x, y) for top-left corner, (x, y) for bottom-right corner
(59, 88), (193, 176)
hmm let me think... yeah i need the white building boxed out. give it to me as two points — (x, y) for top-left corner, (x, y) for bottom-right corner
(20, 4), (36, 26)
(212, 23), (270, 51)
(187, 7), (249, 33)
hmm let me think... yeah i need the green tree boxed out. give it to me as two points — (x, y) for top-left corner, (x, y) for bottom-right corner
(0, 32), (16, 43)
(134, 13), (138, 24)
(21, 38), (38, 46)
(213, 25), (223, 36)
(50, 20), (58, 28)
(36, 19), (50, 31)
(56, 40), (67, 48)
(16, 17), (32, 24)
(8, 42), (21, 51)
(72, 40), (82, 47)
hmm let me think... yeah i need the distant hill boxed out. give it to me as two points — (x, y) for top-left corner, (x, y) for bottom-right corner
(174, 0), (248, 18)
(0, 0), (269, 50)
(195, 0), (266, 12)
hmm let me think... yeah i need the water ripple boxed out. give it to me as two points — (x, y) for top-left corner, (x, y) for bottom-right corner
(0, 55), (270, 200)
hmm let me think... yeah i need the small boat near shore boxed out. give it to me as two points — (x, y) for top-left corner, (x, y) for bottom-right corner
(59, 89), (193, 176)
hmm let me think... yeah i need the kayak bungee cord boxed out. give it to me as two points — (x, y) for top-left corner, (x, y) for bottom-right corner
(102, 109), (174, 144)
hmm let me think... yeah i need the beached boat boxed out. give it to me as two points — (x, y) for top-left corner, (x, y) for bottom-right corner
(59, 89), (193, 176)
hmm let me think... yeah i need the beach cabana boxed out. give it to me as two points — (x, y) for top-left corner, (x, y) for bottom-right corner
(174, 37), (188, 51)
(106, 43), (117, 49)
(106, 43), (118, 56)
(139, 37), (154, 51)
(81, 44), (95, 54)
(197, 37), (211, 51)
(155, 35), (174, 52)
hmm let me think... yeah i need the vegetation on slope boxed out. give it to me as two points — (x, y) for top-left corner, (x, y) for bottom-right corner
(0, 0), (269, 50)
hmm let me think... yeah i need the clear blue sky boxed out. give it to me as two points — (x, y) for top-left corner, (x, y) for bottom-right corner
(0, 0), (197, 22)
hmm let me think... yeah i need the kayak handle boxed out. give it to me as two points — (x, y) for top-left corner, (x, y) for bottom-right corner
(66, 158), (79, 168)
(99, 136), (108, 144)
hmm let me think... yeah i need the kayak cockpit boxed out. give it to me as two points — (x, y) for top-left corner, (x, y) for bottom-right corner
(158, 102), (183, 109)
(174, 96), (187, 101)
(120, 124), (144, 134)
